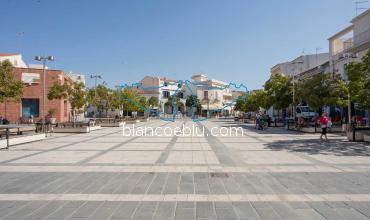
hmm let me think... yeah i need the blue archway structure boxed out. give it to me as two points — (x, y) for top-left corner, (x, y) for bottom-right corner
(118, 79), (248, 122)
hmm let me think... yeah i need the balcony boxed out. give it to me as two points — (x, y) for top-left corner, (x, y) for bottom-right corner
(353, 29), (370, 48)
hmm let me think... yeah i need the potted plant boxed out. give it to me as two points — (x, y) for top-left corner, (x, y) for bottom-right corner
(48, 108), (57, 124)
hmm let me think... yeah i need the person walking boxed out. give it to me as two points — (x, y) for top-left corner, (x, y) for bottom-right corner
(319, 113), (330, 141)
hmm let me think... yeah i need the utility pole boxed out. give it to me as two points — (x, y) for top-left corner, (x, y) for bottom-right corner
(355, 1), (368, 15)
(17, 32), (25, 54)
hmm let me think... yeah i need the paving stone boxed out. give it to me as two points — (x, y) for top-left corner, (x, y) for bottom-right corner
(215, 207), (239, 220)
(111, 202), (139, 219)
(232, 202), (260, 220)
(70, 201), (103, 218)
(1, 120), (370, 219)
(88, 201), (120, 220)
(175, 208), (195, 220)
(294, 208), (327, 220)
(252, 202), (281, 220)
(309, 202), (348, 220)
(347, 202), (370, 218)
(196, 202), (216, 219)
(24, 201), (67, 220)
(131, 172), (156, 194)
(131, 202), (158, 220)
(163, 173), (180, 194)
(153, 202), (176, 219)
(147, 173), (168, 194)
(0, 201), (44, 220)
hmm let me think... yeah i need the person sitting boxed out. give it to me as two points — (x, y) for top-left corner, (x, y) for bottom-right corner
(2, 118), (9, 125)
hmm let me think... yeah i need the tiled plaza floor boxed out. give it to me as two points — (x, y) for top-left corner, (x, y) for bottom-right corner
(0, 119), (370, 219)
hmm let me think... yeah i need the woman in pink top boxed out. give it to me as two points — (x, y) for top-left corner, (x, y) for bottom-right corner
(319, 113), (329, 140)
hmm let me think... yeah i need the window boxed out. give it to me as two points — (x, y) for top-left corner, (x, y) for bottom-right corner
(204, 91), (209, 100)
(22, 99), (39, 117)
(163, 91), (170, 98)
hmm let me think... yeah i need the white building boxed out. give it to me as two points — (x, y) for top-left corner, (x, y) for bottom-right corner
(67, 73), (86, 85)
(329, 9), (370, 79)
(0, 53), (27, 68)
(271, 53), (329, 77)
(186, 74), (233, 116)
(138, 76), (186, 114)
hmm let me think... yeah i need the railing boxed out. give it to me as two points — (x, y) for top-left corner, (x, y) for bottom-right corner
(354, 29), (370, 47)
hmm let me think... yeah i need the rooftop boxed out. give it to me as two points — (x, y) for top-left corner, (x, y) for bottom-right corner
(0, 53), (20, 57)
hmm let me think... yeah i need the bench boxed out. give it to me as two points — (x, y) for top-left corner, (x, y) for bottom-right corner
(53, 120), (101, 133)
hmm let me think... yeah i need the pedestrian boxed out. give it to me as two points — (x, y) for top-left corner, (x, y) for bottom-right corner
(255, 113), (259, 129)
(319, 113), (330, 141)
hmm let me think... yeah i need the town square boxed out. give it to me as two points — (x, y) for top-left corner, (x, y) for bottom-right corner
(1, 0), (370, 219)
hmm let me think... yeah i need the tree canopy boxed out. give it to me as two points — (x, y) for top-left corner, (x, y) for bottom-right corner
(0, 60), (23, 103)
(264, 74), (292, 110)
(147, 96), (159, 108)
(48, 81), (87, 114)
(346, 50), (370, 110)
(295, 73), (348, 111)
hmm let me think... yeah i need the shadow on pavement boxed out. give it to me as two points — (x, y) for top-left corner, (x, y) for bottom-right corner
(264, 139), (370, 157)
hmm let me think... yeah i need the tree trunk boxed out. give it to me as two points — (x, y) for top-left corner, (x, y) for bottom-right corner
(73, 109), (76, 128)
(4, 99), (7, 119)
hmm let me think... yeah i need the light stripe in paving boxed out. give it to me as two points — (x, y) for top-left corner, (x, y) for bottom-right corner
(0, 165), (363, 173)
(0, 193), (370, 202)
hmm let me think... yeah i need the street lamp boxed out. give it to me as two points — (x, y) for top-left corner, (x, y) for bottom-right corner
(35, 55), (54, 136)
(90, 74), (102, 118)
(292, 59), (304, 119)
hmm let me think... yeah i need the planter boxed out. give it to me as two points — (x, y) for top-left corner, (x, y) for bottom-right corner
(364, 135), (370, 143)
(50, 118), (56, 124)
(347, 131), (365, 141)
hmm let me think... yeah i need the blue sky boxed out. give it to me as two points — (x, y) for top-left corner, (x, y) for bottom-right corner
(0, 0), (364, 89)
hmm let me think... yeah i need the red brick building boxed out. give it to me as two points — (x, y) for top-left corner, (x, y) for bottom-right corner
(0, 67), (73, 123)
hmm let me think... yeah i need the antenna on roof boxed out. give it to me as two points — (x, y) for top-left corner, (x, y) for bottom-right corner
(17, 32), (25, 54)
(355, 0), (368, 16)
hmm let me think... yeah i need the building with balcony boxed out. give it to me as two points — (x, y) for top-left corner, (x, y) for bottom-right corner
(138, 76), (186, 114)
(187, 74), (234, 117)
(329, 9), (370, 79)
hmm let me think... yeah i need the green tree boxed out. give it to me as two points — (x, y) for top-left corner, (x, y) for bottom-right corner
(0, 60), (23, 118)
(234, 94), (248, 111)
(67, 82), (86, 117)
(242, 90), (270, 113)
(48, 81), (86, 123)
(264, 74), (292, 118)
(147, 96), (159, 108)
(346, 50), (370, 111)
(120, 88), (146, 116)
(86, 85), (110, 117)
(295, 73), (348, 113)
(48, 82), (69, 100)
(137, 96), (148, 112)
(185, 95), (201, 115)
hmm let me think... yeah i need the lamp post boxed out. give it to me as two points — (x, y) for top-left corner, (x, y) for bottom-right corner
(35, 56), (54, 136)
(292, 59), (304, 119)
(90, 74), (102, 118)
